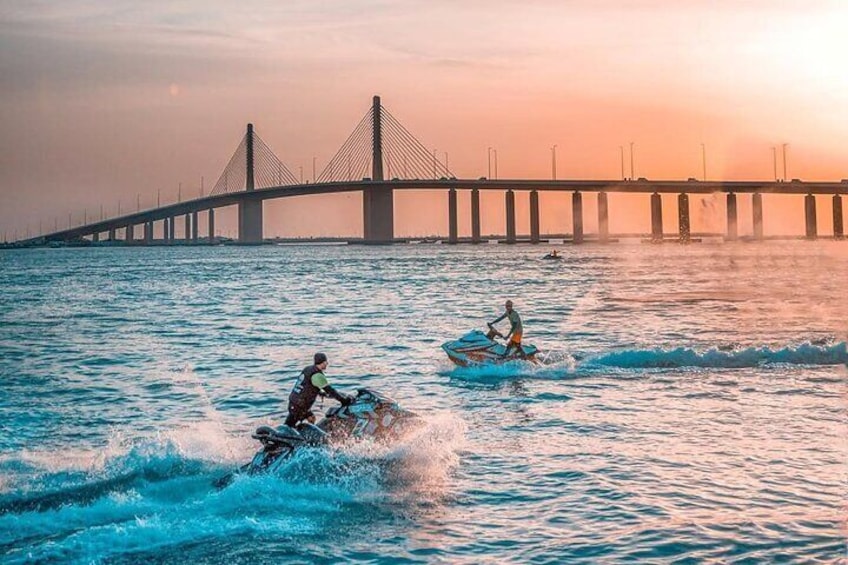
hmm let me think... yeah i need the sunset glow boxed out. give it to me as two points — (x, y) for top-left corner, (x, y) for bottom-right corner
(1, 0), (846, 238)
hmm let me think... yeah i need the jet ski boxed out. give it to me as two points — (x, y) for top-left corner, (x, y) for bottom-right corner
(441, 326), (539, 367)
(542, 251), (562, 260)
(216, 388), (418, 487)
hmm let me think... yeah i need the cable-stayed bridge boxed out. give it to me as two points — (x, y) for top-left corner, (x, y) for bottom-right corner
(8, 96), (847, 246)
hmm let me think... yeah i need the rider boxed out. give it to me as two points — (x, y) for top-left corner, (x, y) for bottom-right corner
(285, 352), (352, 428)
(489, 300), (524, 358)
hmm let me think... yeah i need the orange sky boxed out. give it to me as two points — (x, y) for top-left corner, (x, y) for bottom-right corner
(1, 1), (847, 239)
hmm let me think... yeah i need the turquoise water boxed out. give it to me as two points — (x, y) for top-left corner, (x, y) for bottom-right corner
(1, 242), (846, 564)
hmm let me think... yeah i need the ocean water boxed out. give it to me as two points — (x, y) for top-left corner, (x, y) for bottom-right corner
(0, 241), (846, 564)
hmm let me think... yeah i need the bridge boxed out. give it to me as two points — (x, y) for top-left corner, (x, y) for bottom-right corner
(8, 96), (847, 246)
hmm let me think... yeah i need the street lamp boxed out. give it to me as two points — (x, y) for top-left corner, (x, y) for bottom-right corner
(487, 147), (492, 178)
(772, 147), (778, 181)
(782, 143), (788, 181)
(619, 146), (625, 180)
(551, 144), (557, 180)
(629, 142), (635, 179)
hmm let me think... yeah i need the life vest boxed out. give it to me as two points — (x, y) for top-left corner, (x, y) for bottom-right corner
(288, 365), (324, 410)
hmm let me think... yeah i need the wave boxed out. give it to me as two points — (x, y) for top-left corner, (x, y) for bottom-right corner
(0, 415), (466, 563)
(589, 342), (847, 369)
(445, 342), (847, 381)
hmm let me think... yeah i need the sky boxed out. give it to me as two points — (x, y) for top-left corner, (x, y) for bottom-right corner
(1, 0), (847, 239)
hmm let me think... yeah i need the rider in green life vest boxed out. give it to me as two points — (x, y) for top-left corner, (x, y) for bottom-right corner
(285, 352), (352, 428)
(489, 300), (524, 358)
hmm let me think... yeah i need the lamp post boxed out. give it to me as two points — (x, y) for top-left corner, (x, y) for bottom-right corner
(619, 146), (625, 180)
(772, 147), (778, 181)
(551, 144), (557, 180)
(487, 147), (492, 179)
(782, 143), (788, 181)
(629, 142), (635, 179)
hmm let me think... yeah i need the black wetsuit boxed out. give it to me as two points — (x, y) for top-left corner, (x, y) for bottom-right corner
(285, 364), (348, 427)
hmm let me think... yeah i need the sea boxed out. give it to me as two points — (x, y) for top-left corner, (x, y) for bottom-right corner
(1, 241), (846, 564)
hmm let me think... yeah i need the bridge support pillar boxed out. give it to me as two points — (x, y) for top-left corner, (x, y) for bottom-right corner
(363, 188), (393, 243)
(529, 190), (540, 243)
(144, 221), (153, 244)
(208, 209), (215, 242)
(598, 192), (609, 242)
(126, 224), (134, 242)
(752, 193), (764, 240)
(108, 228), (116, 241)
(169, 216), (176, 242)
(833, 195), (844, 239)
(650, 192), (663, 242)
(805, 194), (817, 239)
(362, 96), (393, 243)
(505, 189), (516, 243)
(448, 189), (458, 243)
(678, 193), (691, 242)
(192, 211), (199, 241)
(726, 193), (738, 241)
(471, 188), (481, 243)
(92, 232), (99, 243)
(572, 191), (584, 243)
(184, 214), (191, 242)
(238, 200), (264, 243)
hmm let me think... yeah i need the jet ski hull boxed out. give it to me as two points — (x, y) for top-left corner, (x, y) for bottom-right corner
(217, 389), (418, 487)
(441, 330), (539, 367)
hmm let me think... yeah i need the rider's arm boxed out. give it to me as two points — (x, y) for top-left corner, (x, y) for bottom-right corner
(311, 372), (351, 405)
(490, 312), (507, 325)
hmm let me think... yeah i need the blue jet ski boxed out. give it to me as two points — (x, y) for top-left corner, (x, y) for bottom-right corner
(441, 326), (539, 367)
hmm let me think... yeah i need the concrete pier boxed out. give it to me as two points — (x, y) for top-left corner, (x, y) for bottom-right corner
(726, 193), (738, 241)
(529, 190), (540, 243)
(92, 232), (99, 242)
(169, 216), (176, 241)
(208, 209), (215, 242)
(834, 195), (844, 239)
(126, 224), (134, 242)
(192, 211), (199, 241)
(678, 193), (690, 242)
(471, 188), (481, 243)
(650, 192), (663, 242)
(598, 192), (609, 242)
(162, 218), (169, 243)
(108, 228), (116, 241)
(572, 191), (584, 243)
(805, 194), (817, 239)
(184, 214), (191, 242)
(144, 221), (153, 244)
(448, 188), (458, 244)
(505, 189), (516, 243)
(753, 193), (764, 240)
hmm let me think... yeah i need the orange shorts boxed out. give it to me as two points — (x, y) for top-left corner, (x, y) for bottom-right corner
(509, 331), (522, 345)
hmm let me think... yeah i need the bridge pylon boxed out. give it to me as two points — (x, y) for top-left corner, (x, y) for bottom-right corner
(238, 123), (263, 243)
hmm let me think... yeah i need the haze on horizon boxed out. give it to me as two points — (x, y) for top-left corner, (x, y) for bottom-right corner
(1, 0), (847, 240)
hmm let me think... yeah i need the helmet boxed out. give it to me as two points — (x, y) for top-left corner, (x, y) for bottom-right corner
(314, 352), (328, 365)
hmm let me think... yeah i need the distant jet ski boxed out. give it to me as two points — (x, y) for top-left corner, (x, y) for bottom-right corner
(542, 252), (562, 260)
(216, 389), (418, 488)
(441, 326), (539, 367)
